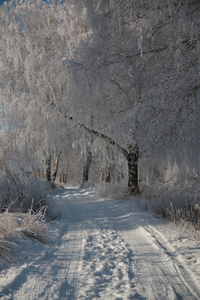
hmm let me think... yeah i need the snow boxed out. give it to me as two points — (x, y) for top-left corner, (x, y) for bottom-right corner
(0, 187), (200, 299)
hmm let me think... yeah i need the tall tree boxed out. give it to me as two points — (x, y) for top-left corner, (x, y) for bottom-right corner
(0, 0), (199, 194)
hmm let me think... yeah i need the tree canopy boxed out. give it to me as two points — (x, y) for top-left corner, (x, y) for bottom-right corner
(0, 0), (200, 193)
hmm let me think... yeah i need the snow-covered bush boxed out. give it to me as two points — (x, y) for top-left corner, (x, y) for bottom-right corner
(147, 197), (169, 218)
(96, 182), (128, 199)
(0, 213), (18, 262)
(141, 177), (200, 235)
(16, 206), (49, 243)
(0, 170), (51, 263)
(0, 207), (49, 263)
(166, 202), (200, 230)
(0, 171), (52, 213)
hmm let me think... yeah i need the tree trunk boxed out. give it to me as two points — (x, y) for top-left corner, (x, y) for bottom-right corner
(82, 166), (89, 182)
(82, 116), (94, 186)
(63, 173), (67, 184)
(52, 154), (60, 181)
(127, 145), (139, 195)
(43, 92), (140, 194)
(60, 173), (67, 184)
(105, 169), (111, 183)
(101, 168), (111, 183)
(45, 156), (51, 181)
(82, 150), (92, 186)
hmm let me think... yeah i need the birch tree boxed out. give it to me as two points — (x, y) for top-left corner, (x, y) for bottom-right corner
(78, 0), (200, 187)
(0, 0), (139, 193)
(0, 0), (199, 194)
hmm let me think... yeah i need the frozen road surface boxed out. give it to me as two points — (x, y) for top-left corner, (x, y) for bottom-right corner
(0, 188), (200, 299)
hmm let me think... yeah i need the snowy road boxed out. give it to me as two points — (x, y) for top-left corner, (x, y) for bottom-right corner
(0, 188), (200, 299)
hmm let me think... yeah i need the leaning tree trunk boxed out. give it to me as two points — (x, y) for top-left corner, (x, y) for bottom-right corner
(52, 154), (60, 181)
(42, 84), (140, 194)
(45, 156), (51, 181)
(127, 144), (139, 195)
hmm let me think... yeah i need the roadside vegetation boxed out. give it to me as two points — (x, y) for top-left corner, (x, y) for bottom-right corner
(96, 176), (200, 240)
(137, 177), (200, 239)
(0, 172), (52, 263)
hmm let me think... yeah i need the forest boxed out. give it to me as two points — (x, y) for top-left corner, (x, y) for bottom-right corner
(0, 0), (199, 220)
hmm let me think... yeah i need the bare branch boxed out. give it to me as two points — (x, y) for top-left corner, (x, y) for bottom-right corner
(43, 71), (58, 107)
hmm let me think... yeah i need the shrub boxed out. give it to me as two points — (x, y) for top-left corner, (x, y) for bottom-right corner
(0, 171), (52, 262)
(0, 171), (52, 213)
(16, 205), (49, 243)
(166, 202), (200, 230)
(139, 178), (200, 238)
(0, 213), (18, 262)
(0, 206), (49, 263)
(96, 182), (128, 199)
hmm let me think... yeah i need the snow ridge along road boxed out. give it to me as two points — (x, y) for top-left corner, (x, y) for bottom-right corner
(0, 188), (200, 299)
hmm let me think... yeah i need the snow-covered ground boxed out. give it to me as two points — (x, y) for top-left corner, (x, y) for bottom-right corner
(0, 187), (200, 299)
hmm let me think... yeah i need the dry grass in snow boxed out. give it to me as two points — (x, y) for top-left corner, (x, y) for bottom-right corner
(137, 178), (200, 240)
(0, 206), (48, 263)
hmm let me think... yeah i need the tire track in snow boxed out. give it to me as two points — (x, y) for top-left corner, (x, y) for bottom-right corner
(108, 200), (200, 300)
(1, 188), (200, 299)
(143, 225), (200, 300)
